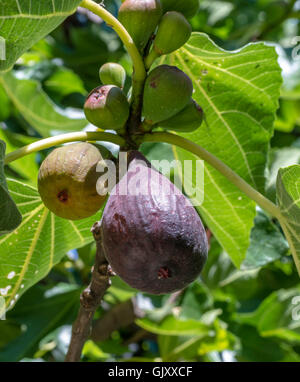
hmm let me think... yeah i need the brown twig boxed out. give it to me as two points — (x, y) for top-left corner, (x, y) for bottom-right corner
(65, 221), (111, 362)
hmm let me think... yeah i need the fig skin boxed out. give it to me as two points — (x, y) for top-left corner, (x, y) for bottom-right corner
(99, 62), (126, 89)
(100, 151), (208, 295)
(118, 0), (163, 53)
(38, 143), (107, 220)
(143, 65), (193, 124)
(84, 85), (129, 131)
(153, 11), (192, 55)
(160, 0), (199, 19)
(159, 99), (203, 132)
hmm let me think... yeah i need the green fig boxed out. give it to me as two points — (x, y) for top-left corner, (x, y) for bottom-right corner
(99, 62), (126, 89)
(153, 11), (191, 55)
(160, 0), (199, 19)
(84, 85), (129, 131)
(159, 99), (203, 132)
(38, 143), (108, 220)
(143, 65), (193, 124)
(118, 0), (162, 53)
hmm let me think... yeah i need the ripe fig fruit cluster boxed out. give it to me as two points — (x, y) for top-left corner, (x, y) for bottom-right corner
(37, 0), (208, 295)
(100, 151), (208, 294)
(38, 143), (108, 220)
(84, 0), (203, 134)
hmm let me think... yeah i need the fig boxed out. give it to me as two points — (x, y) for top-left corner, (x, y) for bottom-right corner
(142, 65), (193, 124)
(84, 85), (129, 131)
(99, 62), (126, 89)
(152, 11), (192, 55)
(160, 0), (199, 19)
(38, 143), (107, 220)
(100, 151), (208, 294)
(159, 99), (203, 132)
(118, 0), (163, 53)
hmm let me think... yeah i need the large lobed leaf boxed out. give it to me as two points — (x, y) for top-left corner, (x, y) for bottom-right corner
(0, 0), (82, 72)
(277, 165), (300, 273)
(0, 179), (103, 311)
(0, 140), (22, 235)
(161, 33), (282, 267)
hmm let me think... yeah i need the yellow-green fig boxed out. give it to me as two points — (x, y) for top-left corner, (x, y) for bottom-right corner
(38, 143), (108, 220)
(118, 0), (162, 53)
(153, 11), (191, 55)
(99, 62), (126, 89)
(160, 0), (199, 19)
(142, 65), (193, 124)
(159, 99), (203, 132)
(84, 85), (129, 131)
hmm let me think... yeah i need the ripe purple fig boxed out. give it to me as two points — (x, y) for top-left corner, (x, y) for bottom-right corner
(100, 151), (208, 294)
(38, 143), (107, 220)
(84, 85), (129, 131)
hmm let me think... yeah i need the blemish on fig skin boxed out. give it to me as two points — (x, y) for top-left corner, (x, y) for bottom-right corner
(158, 267), (171, 279)
(57, 189), (68, 203)
(150, 80), (157, 88)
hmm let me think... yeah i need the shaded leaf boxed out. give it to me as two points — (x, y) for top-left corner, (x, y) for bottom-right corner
(0, 0), (82, 72)
(0, 179), (103, 311)
(0, 140), (22, 235)
(0, 71), (87, 136)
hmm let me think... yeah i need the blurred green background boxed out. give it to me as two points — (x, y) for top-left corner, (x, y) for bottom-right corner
(1, 0), (300, 362)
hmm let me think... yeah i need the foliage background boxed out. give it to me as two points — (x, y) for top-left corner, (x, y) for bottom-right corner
(1, 0), (300, 362)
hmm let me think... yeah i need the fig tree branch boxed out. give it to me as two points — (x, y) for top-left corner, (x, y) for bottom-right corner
(4, 131), (125, 165)
(142, 132), (300, 276)
(65, 222), (111, 362)
(142, 132), (282, 219)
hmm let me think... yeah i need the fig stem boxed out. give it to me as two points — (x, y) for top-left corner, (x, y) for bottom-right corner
(65, 221), (111, 362)
(4, 132), (125, 164)
(142, 132), (282, 220)
(80, 0), (146, 83)
(144, 48), (159, 70)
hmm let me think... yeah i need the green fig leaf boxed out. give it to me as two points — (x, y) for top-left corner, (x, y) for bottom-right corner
(0, 71), (87, 136)
(0, 140), (22, 236)
(162, 32), (282, 267)
(0, 179), (103, 311)
(276, 165), (300, 274)
(236, 287), (300, 342)
(0, 0), (82, 72)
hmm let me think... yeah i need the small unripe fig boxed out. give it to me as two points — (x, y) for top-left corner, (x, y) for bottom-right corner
(38, 143), (107, 220)
(159, 99), (203, 132)
(118, 0), (163, 53)
(99, 62), (126, 89)
(160, 0), (199, 19)
(100, 151), (208, 295)
(153, 11), (191, 55)
(84, 85), (129, 131)
(143, 65), (193, 124)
